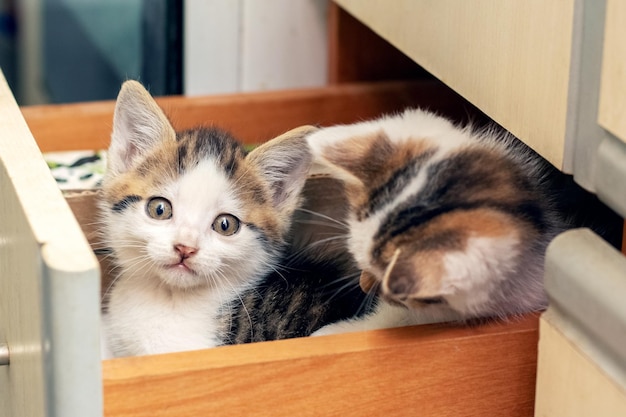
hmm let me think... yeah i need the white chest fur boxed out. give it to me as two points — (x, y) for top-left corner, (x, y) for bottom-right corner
(103, 276), (231, 357)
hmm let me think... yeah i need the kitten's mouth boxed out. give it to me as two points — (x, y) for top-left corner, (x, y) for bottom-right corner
(168, 262), (196, 275)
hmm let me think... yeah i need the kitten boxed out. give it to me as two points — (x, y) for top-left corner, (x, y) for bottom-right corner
(306, 109), (621, 335)
(100, 81), (365, 356)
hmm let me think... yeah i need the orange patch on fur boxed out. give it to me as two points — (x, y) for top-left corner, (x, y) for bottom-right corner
(372, 207), (526, 303)
(236, 167), (283, 243)
(359, 270), (378, 293)
(103, 140), (179, 205)
(322, 132), (436, 210)
(431, 208), (524, 241)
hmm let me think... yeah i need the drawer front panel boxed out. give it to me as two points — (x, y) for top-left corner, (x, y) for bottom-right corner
(598, 0), (626, 143)
(0, 71), (102, 417)
(538, 229), (626, 416)
(535, 314), (626, 417)
(335, 0), (575, 168)
(0, 164), (47, 417)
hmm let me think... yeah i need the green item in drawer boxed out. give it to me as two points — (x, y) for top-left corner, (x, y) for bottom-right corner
(45, 150), (107, 189)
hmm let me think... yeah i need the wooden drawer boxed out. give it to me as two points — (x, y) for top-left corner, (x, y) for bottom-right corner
(0, 69), (540, 416)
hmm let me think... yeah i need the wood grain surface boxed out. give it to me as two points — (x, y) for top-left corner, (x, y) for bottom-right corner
(535, 311), (626, 417)
(23, 81), (476, 153)
(335, 0), (575, 169)
(598, 0), (626, 143)
(103, 314), (539, 417)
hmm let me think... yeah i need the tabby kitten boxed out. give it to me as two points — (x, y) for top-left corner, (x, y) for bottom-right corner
(306, 109), (619, 335)
(101, 81), (365, 356)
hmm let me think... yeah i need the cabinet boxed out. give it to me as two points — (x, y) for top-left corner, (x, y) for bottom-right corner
(335, 0), (577, 170)
(2, 1), (625, 415)
(333, 0), (626, 415)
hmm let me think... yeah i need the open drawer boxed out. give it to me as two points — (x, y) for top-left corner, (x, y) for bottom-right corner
(1, 70), (539, 417)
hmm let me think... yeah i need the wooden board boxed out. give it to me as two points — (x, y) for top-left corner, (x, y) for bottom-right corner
(327, 4), (428, 84)
(598, 0), (626, 143)
(22, 81), (477, 153)
(1, 69), (101, 416)
(0, 151), (46, 417)
(103, 314), (539, 417)
(535, 311), (626, 417)
(335, 0), (575, 169)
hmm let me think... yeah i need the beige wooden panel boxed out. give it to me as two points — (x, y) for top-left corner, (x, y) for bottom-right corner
(598, 0), (626, 143)
(0, 68), (50, 417)
(335, 0), (575, 168)
(0, 169), (46, 417)
(0, 70), (102, 416)
(535, 312), (626, 417)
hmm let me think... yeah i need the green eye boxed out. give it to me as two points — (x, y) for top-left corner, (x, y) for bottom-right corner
(212, 213), (240, 236)
(146, 197), (173, 220)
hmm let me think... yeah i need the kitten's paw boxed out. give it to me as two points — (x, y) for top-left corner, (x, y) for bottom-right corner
(311, 321), (364, 337)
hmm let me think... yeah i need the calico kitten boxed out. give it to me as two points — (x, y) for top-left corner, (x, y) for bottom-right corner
(306, 109), (620, 335)
(100, 81), (365, 356)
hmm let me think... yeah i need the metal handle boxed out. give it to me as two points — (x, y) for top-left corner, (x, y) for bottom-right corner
(0, 343), (9, 366)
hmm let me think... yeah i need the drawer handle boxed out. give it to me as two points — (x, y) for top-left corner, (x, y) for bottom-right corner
(0, 342), (8, 366)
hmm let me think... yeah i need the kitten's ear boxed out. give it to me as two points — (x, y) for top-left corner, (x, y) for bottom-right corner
(248, 126), (316, 212)
(306, 131), (391, 187)
(108, 80), (176, 175)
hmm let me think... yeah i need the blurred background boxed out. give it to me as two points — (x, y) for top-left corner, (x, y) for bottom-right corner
(0, 0), (328, 105)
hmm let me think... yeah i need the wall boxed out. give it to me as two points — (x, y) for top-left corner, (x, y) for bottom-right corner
(12, 0), (329, 104)
(184, 0), (328, 95)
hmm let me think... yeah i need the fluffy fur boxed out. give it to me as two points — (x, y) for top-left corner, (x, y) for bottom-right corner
(101, 81), (317, 356)
(307, 109), (619, 335)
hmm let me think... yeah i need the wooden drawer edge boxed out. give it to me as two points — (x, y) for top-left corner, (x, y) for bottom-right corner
(23, 80), (474, 153)
(103, 314), (539, 417)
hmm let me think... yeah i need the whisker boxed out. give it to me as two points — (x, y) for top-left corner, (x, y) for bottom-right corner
(295, 208), (349, 229)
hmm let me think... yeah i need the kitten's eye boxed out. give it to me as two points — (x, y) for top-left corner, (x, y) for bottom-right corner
(415, 297), (445, 305)
(146, 197), (173, 220)
(212, 214), (240, 236)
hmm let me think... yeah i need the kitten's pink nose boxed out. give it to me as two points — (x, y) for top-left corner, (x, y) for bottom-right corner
(174, 244), (198, 259)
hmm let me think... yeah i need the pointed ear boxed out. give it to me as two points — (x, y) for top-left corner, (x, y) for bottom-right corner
(107, 80), (176, 176)
(306, 130), (393, 188)
(247, 126), (316, 213)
